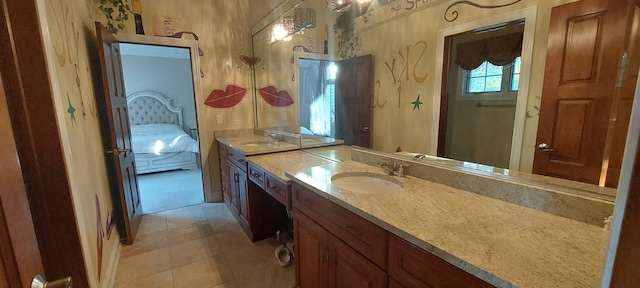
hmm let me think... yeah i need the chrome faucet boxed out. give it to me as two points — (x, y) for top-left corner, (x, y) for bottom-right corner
(267, 133), (282, 143)
(378, 159), (409, 177)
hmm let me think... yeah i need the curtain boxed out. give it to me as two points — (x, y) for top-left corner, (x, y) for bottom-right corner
(455, 32), (523, 70)
(299, 59), (332, 136)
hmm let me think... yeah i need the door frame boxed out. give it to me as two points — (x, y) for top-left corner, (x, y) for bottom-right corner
(114, 33), (212, 202)
(431, 6), (537, 171)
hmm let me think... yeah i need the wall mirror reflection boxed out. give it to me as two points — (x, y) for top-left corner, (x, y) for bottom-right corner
(251, 0), (639, 200)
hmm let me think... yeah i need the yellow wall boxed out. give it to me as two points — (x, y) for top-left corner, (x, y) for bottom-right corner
(37, 0), (253, 286)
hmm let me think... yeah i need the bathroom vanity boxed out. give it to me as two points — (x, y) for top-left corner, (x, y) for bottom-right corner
(216, 130), (611, 287)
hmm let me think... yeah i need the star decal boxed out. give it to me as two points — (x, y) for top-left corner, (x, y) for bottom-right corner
(67, 94), (77, 126)
(411, 94), (423, 111)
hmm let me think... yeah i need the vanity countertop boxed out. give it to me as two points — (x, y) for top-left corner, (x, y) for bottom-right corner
(247, 150), (336, 183)
(301, 144), (352, 161)
(285, 160), (609, 288)
(216, 135), (299, 155)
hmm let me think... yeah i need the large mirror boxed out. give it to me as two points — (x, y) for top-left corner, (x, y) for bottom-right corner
(251, 0), (639, 200)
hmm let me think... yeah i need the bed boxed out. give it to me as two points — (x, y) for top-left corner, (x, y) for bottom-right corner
(127, 91), (199, 174)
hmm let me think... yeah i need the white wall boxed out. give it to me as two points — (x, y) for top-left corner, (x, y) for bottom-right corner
(121, 54), (197, 131)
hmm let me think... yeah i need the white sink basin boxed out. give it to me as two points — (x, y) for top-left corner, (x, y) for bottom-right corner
(331, 172), (403, 194)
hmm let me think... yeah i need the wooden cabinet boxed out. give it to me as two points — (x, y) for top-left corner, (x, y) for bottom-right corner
(218, 141), (289, 242)
(292, 182), (493, 288)
(294, 210), (386, 288)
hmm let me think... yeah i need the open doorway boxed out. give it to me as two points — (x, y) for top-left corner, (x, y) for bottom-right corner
(439, 20), (524, 169)
(119, 43), (204, 214)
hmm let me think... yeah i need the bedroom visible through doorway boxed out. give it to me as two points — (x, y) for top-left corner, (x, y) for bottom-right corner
(120, 43), (204, 214)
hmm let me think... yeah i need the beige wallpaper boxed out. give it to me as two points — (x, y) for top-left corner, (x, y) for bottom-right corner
(36, 0), (254, 286)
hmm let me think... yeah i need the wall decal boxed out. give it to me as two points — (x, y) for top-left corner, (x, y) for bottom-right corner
(67, 94), (77, 126)
(205, 85), (247, 108)
(444, 0), (523, 22)
(383, 40), (429, 107)
(105, 211), (115, 240)
(165, 30), (205, 78)
(240, 55), (262, 68)
(289, 45), (315, 63)
(258, 86), (295, 107)
(373, 80), (387, 109)
(411, 94), (423, 111)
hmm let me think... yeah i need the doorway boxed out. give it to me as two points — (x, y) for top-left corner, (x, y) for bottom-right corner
(115, 37), (209, 214)
(439, 20), (524, 169)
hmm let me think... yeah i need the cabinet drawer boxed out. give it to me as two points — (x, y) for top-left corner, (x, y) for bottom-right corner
(388, 235), (493, 288)
(248, 163), (265, 188)
(265, 174), (290, 209)
(227, 147), (247, 172)
(292, 183), (388, 269)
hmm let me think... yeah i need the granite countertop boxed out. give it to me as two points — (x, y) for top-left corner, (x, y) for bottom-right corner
(285, 160), (609, 288)
(216, 135), (299, 155)
(247, 150), (336, 183)
(302, 145), (352, 161)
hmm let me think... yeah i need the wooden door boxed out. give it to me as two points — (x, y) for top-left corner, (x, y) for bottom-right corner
(336, 55), (373, 148)
(294, 211), (328, 288)
(95, 22), (142, 245)
(0, 68), (45, 287)
(605, 0), (640, 187)
(327, 234), (387, 288)
(533, 0), (629, 185)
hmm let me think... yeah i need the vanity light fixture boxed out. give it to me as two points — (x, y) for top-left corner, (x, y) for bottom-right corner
(327, 0), (372, 12)
(269, 8), (316, 43)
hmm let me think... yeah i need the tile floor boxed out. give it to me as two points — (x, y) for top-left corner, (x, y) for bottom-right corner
(114, 203), (295, 288)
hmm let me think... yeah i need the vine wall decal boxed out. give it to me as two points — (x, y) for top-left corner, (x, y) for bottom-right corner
(444, 0), (523, 22)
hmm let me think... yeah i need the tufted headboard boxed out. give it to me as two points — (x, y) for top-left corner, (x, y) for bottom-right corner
(127, 91), (184, 127)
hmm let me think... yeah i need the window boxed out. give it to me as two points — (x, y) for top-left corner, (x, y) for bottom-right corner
(464, 56), (521, 95)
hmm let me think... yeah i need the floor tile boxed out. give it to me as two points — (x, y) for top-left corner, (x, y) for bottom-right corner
(224, 239), (295, 288)
(114, 248), (172, 285)
(166, 204), (208, 229)
(137, 212), (167, 236)
(172, 256), (235, 288)
(120, 230), (169, 258)
(211, 280), (239, 288)
(113, 270), (173, 288)
(168, 220), (215, 245)
(214, 228), (254, 253)
(170, 235), (223, 268)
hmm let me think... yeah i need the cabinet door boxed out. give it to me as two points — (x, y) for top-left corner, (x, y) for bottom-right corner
(220, 158), (231, 203)
(294, 210), (328, 288)
(327, 234), (387, 288)
(237, 168), (250, 227)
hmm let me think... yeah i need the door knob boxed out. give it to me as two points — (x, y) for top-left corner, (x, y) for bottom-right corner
(362, 126), (369, 132)
(106, 148), (129, 154)
(537, 143), (554, 152)
(32, 275), (73, 288)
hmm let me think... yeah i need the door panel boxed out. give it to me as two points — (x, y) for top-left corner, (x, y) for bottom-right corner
(327, 234), (386, 288)
(336, 55), (373, 148)
(533, 0), (629, 185)
(95, 22), (142, 244)
(0, 68), (44, 287)
(294, 211), (327, 288)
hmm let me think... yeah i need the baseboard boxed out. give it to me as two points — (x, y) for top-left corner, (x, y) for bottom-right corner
(101, 241), (122, 288)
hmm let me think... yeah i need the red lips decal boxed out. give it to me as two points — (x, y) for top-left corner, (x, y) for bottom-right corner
(205, 85), (247, 108)
(258, 86), (295, 107)
(240, 55), (262, 67)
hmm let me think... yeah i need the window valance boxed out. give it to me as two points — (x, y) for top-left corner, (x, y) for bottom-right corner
(455, 32), (523, 70)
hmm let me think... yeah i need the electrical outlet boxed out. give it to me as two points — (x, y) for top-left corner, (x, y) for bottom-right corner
(233, 120), (242, 126)
(216, 115), (223, 124)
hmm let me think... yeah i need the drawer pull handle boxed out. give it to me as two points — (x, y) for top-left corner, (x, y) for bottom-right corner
(345, 225), (363, 237)
(251, 172), (262, 179)
(301, 199), (312, 206)
(268, 183), (280, 192)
